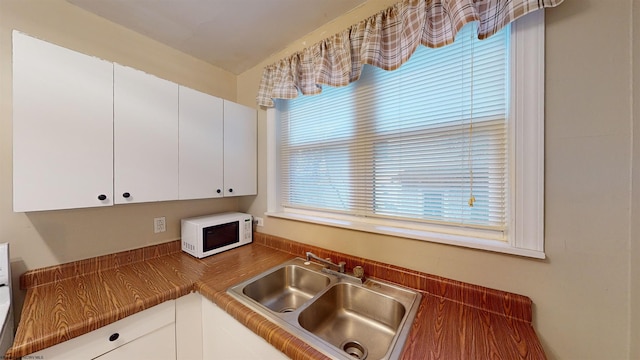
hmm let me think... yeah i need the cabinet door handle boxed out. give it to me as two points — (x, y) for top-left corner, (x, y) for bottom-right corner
(122, 192), (131, 198)
(216, 189), (221, 194)
(109, 333), (119, 342)
(228, 188), (233, 193)
(98, 194), (107, 201)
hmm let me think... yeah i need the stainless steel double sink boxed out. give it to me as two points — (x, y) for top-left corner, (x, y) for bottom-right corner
(227, 258), (422, 360)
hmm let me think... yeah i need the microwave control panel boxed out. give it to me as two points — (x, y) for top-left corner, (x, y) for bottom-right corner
(244, 218), (252, 241)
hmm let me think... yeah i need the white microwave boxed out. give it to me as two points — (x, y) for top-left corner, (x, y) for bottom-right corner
(181, 212), (253, 259)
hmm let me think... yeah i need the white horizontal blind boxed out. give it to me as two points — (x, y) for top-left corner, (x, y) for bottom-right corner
(278, 23), (509, 232)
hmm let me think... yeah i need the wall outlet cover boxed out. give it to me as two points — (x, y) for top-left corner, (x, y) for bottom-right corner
(154, 217), (166, 233)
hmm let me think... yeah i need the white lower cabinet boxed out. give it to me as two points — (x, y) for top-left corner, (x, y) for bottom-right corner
(25, 294), (288, 360)
(175, 292), (203, 360)
(28, 300), (176, 360)
(95, 324), (175, 360)
(200, 295), (288, 360)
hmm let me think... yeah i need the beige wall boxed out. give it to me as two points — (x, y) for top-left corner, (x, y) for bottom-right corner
(238, 0), (636, 359)
(0, 0), (242, 313)
(632, 1), (640, 359)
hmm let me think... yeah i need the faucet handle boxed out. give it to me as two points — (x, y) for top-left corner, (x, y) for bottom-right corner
(338, 261), (346, 273)
(353, 266), (365, 279)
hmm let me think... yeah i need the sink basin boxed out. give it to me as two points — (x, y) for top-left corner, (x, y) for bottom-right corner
(242, 264), (331, 313)
(227, 257), (421, 360)
(298, 283), (406, 360)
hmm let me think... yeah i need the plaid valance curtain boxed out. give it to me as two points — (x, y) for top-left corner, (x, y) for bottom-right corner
(256, 0), (563, 107)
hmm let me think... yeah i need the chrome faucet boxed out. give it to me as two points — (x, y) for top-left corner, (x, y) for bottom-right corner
(305, 251), (346, 273)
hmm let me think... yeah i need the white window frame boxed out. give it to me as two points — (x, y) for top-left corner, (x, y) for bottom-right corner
(266, 11), (545, 259)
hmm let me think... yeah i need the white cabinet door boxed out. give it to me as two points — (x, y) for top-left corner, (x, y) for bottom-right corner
(175, 292), (203, 360)
(95, 324), (175, 360)
(178, 86), (224, 200)
(201, 296), (288, 359)
(114, 64), (179, 204)
(12, 31), (114, 212)
(223, 100), (257, 197)
(29, 300), (175, 360)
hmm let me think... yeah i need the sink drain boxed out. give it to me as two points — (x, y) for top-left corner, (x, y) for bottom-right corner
(279, 307), (295, 313)
(341, 340), (368, 360)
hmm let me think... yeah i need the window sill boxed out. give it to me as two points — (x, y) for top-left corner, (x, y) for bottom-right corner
(265, 211), (546, 259)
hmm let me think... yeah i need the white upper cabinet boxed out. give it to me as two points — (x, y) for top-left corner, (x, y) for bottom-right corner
(12, 32), (256, 212)
(12, 31), (114, 212)
(114, 64), (179, 204)
(178, 86), (224, 200)
(223, 101), (257, 197)
(179, 90), (257, 199)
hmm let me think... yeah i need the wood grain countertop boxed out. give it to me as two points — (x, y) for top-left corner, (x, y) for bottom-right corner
(6, 233), (546, 359)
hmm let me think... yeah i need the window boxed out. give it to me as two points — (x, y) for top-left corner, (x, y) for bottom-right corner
(267, 11), (545, 259)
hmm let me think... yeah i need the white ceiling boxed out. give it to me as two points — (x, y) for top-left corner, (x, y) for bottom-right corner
(67, 0), (367, 75)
